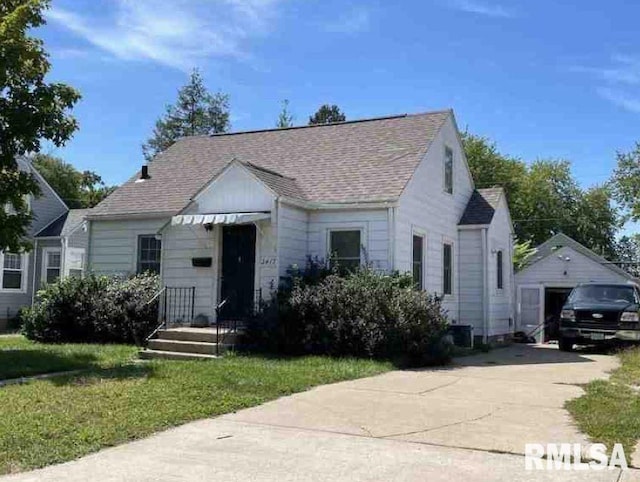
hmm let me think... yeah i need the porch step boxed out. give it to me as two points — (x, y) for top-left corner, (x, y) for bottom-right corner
(139, 349), (220, 361)
(147, 338), (232, 356)
(157, 327), (240, 344)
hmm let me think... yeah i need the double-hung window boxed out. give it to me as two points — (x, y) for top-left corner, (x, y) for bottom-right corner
(1, 253), (26, 291)
(443, 243), (453, 295)
(329, 230), (361, 272)
(444, 146), (454, 194)
(43, 249), (62, 284)
(412, 234), (425, 289)
(137, 235), (162, 274)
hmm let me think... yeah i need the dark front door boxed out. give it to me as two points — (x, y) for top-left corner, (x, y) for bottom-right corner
(219, 224), (256, 320)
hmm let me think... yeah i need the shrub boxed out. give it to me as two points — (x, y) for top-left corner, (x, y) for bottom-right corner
(22, 273), (161, 345)
(245, 266), (452, 367)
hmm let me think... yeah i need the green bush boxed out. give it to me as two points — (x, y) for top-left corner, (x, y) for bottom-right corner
(245, 265), (452, 367)
(21, 273), (161, 345)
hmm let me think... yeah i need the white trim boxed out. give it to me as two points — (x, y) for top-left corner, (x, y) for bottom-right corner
(0, 251), (29, 294)
(41, 247), (62, 285)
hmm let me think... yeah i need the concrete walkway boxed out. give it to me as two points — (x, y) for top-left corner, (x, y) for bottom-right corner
(4, 344), (637, 481)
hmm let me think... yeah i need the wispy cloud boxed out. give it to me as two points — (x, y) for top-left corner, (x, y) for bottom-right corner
(574, 54), (640, 113)
(47, 0), (284, 71)
(445, 0), (516, 18)
(323, 6), (372, 34)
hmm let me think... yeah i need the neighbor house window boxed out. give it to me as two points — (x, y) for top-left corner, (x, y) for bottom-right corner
(412, 234), (424, 289)
(443, 243), (453, 295)
(329, 230), (361, 271)
(1, 252), (25, 291)
(444, 146), (454, 194)
(43, 249), (62, 284)
(497, 250), (504, 289)
(137, 235), (162, 274)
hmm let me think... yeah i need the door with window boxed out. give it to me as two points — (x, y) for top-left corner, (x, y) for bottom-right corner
(219, 225), (257, 320)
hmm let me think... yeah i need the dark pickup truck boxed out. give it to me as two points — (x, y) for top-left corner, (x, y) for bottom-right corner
(559, 283), (640, 351)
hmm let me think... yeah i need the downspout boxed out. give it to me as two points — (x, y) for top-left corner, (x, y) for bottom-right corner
(481, 227), (489, 345)
(30, 238), (38, 306)
(86, 220), (93, 274)
(387, 207), (395, 272)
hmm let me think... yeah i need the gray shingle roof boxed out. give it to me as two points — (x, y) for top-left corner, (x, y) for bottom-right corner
(36, 209), (90, 237)
(91, 111), (451, 217)
(459, 188), (504, 225)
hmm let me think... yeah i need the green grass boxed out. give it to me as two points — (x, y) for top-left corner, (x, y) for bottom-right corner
(0, 335), (137, 380)
(0, 339), (391, 474)
(566, 347), (640, 460)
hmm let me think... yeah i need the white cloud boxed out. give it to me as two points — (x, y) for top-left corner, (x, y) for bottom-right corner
(574, 54), (640, 113)
(598, 87), (640, 114)
(446, 0), (515, 18)
(47, 0), (284, 70)
(323, 6), (371, 34)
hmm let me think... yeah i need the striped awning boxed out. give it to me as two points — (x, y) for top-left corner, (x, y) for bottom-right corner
(171, 212), (270, 226)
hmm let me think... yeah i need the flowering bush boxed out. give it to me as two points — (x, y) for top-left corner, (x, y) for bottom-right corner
(21, 273), (161, 345)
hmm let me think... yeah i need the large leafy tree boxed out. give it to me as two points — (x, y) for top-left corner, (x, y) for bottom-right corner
(32, 154), (115, 208)
(1, 0), (80, 251)
(462, 134), (620, 259)
(142, 69), (230, 161)
(615, 234), (640, 277)
(612, 142), (640, 222)
(308, 104), (346, 125)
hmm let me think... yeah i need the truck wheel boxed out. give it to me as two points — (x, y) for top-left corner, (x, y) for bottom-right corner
(558, 337), (574, 352)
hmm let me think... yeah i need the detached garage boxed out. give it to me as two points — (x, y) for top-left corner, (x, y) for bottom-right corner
(515, 233), (636, 342)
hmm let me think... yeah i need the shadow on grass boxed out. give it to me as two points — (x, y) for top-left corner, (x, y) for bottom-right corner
(48, 363), (156, 387)
(0, 350), (102, 381)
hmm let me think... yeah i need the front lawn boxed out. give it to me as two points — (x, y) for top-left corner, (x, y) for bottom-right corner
(0, 335), (137, 380)
(0, 339), (391, 474)
(566, 347), (640, 461)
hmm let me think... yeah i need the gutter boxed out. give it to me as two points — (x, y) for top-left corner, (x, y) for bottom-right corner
(481, 227), (489, 345)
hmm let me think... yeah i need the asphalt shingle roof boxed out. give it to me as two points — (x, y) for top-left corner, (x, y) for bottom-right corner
(36, 209), (90, 237)
(91, 111), (451, 217)
(459, 188), (504, 225)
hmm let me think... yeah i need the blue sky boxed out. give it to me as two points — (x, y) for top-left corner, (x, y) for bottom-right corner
(40, 0), (640, 231)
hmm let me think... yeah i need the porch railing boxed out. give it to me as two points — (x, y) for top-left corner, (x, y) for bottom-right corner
(160, 286), (196, 327)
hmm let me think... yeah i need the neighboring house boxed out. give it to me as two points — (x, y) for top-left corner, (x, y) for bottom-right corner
(515, 233), (636, 342)
(0, 159), (89, 329)
(87, 110), (515, 343)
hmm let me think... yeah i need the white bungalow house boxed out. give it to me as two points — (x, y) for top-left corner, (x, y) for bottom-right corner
(87, 110), (514, 344)
(515, 233), (636, 342)
(0, 159), (89, 329)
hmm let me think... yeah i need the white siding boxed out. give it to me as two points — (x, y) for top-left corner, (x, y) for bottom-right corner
(515, 246), (630, 287)
(395, 115), (474, 321)
(487, 199), (514, 337)
(308, 209), (389, 270)
(458, 229), (483, 332)
(89, 218), (169, 276)
(277, 202), (308, 278)
(193, 163), (274, 214)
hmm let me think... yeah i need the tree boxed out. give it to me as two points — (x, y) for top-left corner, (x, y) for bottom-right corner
(32, 154), (115, 208)
(612, 142), (640, 222)
(1, 0), (81, 251)
(513, 240), (537, 271)
(142, 69), (230, 161)
(308, 104), (346, 125)
(615, 234), (640, 277)
(276, 99), (294, 128)
(461, 133), (620, 258)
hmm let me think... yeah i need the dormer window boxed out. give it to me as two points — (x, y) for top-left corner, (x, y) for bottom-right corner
(444, 146), (453, 194)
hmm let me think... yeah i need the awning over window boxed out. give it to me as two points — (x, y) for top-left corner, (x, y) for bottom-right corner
(171, 212), (271, 226)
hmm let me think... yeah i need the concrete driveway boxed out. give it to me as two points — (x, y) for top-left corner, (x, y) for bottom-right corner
(4, 344), (637, 482)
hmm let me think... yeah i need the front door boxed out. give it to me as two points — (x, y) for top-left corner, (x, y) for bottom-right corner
(518, 285), (544, 343)
(219, 224), (256, 320)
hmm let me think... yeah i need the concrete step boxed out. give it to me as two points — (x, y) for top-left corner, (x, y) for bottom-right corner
(147, 339), (232, 355)
(157, 328), (241, 344)
(139, 349), (220, 361)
